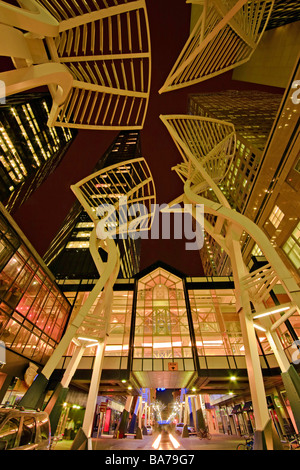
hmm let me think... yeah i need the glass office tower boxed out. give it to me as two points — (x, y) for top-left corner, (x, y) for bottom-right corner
(0, 93), (77, 214)
(0, 203), (71, 404)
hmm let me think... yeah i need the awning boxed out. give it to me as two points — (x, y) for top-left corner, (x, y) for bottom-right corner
(242, 401), (252, 412)
(231, 404), (242, 414)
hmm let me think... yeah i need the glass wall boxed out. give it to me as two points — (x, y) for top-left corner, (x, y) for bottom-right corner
(189, 287), (242, 356)
(134, 268), (193, 359)
(189, 284), (300, 360)
(63, 287), (133, 359)
(0, 210), (71, 364)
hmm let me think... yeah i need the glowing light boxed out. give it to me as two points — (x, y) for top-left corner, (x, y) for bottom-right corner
(152, 434), (162, 450)
(169, 434), (181, 449)
(253, 323), (267, 332)
(253, 304), (291, 319)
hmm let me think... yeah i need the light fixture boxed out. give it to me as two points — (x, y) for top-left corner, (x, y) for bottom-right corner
(77, 336), (98, 342)
(128, 385), (133, 390)
(253, 323), (267, 332)
(252, 304), (292, 320)
(230, 376), (236, 381)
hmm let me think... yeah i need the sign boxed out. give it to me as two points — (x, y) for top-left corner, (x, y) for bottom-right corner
(99, 402), (107, 413)
(168, 362), (178, 371)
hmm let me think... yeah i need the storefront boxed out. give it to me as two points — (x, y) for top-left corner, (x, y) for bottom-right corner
(93, 397), (124, 436)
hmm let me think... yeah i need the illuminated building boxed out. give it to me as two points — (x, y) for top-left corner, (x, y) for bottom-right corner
(189, 62), (300, 280)
(0, 203), (71, 404)
(0, 93), (76, 214)
(48, 262), (300, 439)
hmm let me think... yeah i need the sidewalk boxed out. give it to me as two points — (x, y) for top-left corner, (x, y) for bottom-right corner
(52, 432), (246, 451)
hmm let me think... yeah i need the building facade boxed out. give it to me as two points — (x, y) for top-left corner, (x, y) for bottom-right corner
(0, 203), (71, 405)
(188, 61), (300, 280)
(0, 93), (76, 214)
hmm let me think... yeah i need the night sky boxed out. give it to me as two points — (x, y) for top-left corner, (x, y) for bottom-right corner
(10, 0), (284, 277)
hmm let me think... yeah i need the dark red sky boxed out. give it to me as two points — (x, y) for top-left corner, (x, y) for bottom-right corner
(11, 0), (284, 276)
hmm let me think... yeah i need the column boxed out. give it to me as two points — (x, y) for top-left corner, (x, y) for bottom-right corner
(128, 396), (140, 434)
(182, 395), (189, 437)
(71, 341), (105, 450)
(191, 396), (197, 433)
(136, 396), (143, 439)
(44, 344), (85, 435)
(117, 395), (133, 438)
(195, 395), (205, 431)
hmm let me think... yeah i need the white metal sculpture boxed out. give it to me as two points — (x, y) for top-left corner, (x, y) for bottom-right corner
(0, 0), (151, 129)
(21, 157), (155, 449)
(160, 114), (300, 449)
(159, 0), (274, 93)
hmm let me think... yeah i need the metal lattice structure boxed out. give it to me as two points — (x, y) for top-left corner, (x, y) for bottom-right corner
(71, 157), (156, 235)
(159, 0), (274, 93)
(0, 0), (151, 129)
(160, 115), (236, 194)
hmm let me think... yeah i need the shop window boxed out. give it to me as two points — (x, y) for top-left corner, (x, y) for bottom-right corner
(269, 205), (284, 229)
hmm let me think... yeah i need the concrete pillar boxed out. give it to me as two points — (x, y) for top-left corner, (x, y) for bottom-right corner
(258, 313), (300, 430)
(281, 365), (300, 433)
(182, 395), (189, 437)
(191, 396), (197, 432)
(128, 396), (140, 434)
(195, 395), (206, 431)
(229, 235), (283, 450)
(179, 402), (184, 423)
(135, 396), (143, 439)
(117, 395), (133, 438)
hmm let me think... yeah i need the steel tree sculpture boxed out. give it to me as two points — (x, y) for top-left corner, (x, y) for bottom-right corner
(159, 0), (274, 93)
(160, 114), (300, 450)
(19, 157), (156, 449)
(0, 0), (151, 129)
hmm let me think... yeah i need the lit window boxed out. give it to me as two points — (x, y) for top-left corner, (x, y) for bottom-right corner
(269, 205), (284, 229)
(75, 231), (91, 239)
(66, 241), (89, 249)
(252, 244), (262, 257)
(282, 221), (300, 270)
(76, 222), (94, 228)
(295, 158), (300, 174)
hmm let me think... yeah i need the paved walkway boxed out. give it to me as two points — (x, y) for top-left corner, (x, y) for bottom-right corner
(52, 432), (247, 451)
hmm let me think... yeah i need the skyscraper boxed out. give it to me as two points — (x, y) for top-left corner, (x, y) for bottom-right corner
(0, 202), (72, 404)
(188, 65), (300, 279)
(0, 93), (77, 214)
